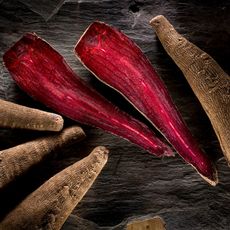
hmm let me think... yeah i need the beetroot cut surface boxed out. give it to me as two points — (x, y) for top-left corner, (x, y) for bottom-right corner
(75, 21), (217, 185)
(3, 33), (173, 158)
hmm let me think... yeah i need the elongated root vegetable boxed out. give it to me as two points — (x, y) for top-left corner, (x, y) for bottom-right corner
(127, 216), (166, 230)
(0, 126), (85, 188)
(0, 146), (108, 230)
(0, 98), (63, 131)
(150, 15), (230, 165)
(3, 33), (174, 157)
(75, 21), (217, 185)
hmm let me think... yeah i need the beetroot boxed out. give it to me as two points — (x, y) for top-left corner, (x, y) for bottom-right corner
(75, 22), (217, 185)
(3, 33), (173, 157)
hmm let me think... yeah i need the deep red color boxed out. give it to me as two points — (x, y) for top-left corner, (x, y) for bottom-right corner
(75, 22), (217, 184)
(3, 33), (173, 157)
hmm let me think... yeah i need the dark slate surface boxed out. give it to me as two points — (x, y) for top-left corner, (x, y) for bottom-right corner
(0, 0), (230, 229)
(18, 0), (65, 21)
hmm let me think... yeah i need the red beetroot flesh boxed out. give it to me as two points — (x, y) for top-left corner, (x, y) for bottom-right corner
(3, 33), (173, 157)
(75, 22), (217, 184)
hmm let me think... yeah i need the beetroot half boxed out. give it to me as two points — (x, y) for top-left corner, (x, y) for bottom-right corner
(3, 33), (173, 158)
(75, 21), (217, 185)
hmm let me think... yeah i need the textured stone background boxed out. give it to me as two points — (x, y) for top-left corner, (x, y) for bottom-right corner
(0, 0), (230, 229)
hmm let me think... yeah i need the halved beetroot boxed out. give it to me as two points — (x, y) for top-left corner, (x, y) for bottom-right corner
(75, 22), (217, 185)
(3, 33), (173, 157)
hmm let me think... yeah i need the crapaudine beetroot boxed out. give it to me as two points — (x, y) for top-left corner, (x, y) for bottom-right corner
(75, 21), (218, 185)
(3, 33), (173, 158)
(150, 15), (230, 166)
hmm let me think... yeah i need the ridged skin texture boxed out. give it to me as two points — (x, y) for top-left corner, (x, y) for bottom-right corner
(0, 146), (108, 230)
(0, 126), (85, 188)
(75, 21), (217, 185)
(0, 98), (63, 131)
(127, 216), (166, 230)
(150, 15), (230, 166)
(3, 33), (173, 157)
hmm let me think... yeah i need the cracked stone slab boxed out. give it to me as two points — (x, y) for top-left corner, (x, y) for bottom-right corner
(18, 0), (66, 21)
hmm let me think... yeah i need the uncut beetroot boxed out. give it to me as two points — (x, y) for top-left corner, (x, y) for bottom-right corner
(0, 98), (63, 131)
(0, 126), (85, 189)
(150, 15), (230, 165)
(75, 21), (217, 185)
(3, 33), (173, 157)
(0, 146), (108, 230)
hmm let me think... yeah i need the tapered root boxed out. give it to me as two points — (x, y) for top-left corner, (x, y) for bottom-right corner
(0, 146), (108, 230)
(127, 216), (166, 230)
(0, 126), (86, 189)
(0, 99), (64, 131)
(150, 15), (230, 166)
(198, 166), (218, 186)
(75, 20), (217, 185)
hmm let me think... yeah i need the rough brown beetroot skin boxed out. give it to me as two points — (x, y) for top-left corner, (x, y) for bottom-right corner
(75, 21), (217, 185)
(3, 33), (173, 158)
